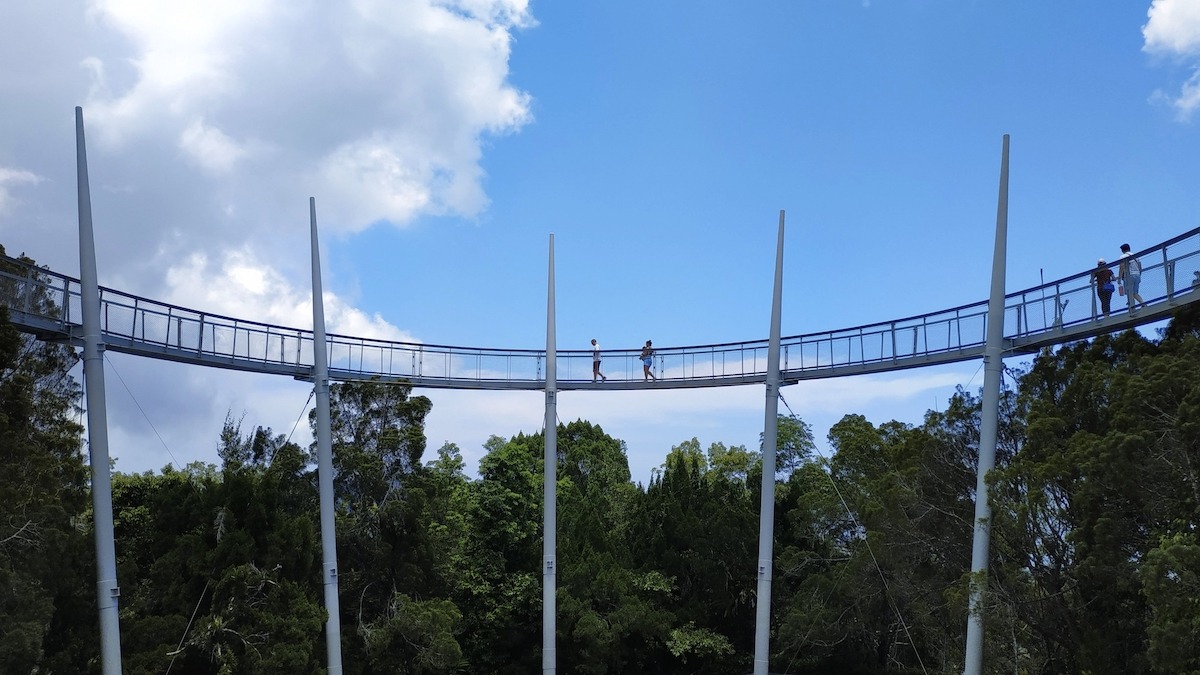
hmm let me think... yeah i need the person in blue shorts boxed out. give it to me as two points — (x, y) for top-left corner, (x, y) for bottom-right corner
(640, 340), (656, 381)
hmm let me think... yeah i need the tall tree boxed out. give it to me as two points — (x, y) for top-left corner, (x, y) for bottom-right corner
(0, 249), (93, 673)
(457, 433), (542, 674)
(113, 425), (327, 675)
(990, 320), (1200, 674)
(628, 438), (759, 674)
(319, 378), (464, 674)
(773, 388), (1020, 674)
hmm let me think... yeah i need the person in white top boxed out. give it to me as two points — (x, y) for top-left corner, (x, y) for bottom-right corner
(1118, 243), (1145, 310)
(591, 339), (607, 382)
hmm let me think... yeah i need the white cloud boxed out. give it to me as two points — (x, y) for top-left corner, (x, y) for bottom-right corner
(1145, 0), (1200, 54)
(1176, 70), (1200, 115)
(95, 354), (318, 474)
(179, 120), (250, 174)
(85, 0), (276, 142)
(80, 0), (533, 242)
(163, 249), (415, 342)
(1144, 0), (1200, 118)
(0, 167), (41, 214)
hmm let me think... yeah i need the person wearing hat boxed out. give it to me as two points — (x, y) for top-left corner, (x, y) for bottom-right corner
(1092, 258), (1116, 318)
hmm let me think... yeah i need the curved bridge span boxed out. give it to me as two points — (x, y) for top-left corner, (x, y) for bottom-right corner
(4, 225), (1200, 390)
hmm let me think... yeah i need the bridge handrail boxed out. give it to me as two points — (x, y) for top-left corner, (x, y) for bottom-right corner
(1, 224), (1198, 385)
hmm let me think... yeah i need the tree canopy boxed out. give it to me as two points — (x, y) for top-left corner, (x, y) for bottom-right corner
(4, 266), (1200, 673)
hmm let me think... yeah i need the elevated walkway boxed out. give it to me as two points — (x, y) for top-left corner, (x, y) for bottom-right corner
(3, 226), (1199, 390)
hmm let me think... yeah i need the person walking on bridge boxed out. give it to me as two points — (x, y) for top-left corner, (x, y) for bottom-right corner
(640, 340), (656, 381)
(1093, 258), (1116, 318)
(591, 339), (607, 382)
(1118, 243), (1145, 311)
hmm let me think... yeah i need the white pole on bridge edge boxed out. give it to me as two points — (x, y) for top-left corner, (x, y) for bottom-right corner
(543, 233), (558, 675)
(310, 198), (344, 674)
(76, 106), (125, 675)
(963, 134), (1010, 675)
(753, 210), (786, 675)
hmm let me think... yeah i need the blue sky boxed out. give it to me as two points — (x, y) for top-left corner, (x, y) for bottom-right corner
(1, 1), (1199, 483)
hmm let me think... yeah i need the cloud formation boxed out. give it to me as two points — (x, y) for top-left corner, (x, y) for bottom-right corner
(1144, 0), (1200, 118)
(83, 0), (534, 236)
(164, 249), (414, 342)
(0, 167), (41, 215)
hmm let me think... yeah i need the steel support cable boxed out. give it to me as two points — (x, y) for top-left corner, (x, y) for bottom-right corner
(165, 579), (210, 674)
(103, 354), (318, 674)
(100, 354), (216, 675)
(778, 392), (930, 675)
(286, 388), (316, 447)
(103, 353), (182, 468)
(781, 546), (853, 674)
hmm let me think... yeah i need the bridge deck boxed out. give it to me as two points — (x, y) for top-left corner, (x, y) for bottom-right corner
(3, 226), (1199, 390)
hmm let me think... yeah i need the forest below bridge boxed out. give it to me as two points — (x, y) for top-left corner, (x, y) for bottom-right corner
(4, 251), (1200, 674)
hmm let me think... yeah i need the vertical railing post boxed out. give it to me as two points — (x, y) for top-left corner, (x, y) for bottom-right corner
(1054, 284), (1065, 330)
(62, 277), (72, 324)
(964, 134), (1010, 675)
(1163, 246), (1175, 298)
(21, 265), (34, 315)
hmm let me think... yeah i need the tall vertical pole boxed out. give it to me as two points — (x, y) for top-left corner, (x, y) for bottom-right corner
(76, 106), (124, 675)
(963, 134), (1010, 675)
(753, 210), (786, 675)
(310, 198), (344, 675)
(543, 233), (558, 675)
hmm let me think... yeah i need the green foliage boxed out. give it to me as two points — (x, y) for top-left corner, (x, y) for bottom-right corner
(112, 422), (327, 675)
(761, 413), (816, 475)
(0, 249), (93, 673)
(1141, 533), (1200, 673)
(12, 270), (1200, 674)
(360, 594), (465, 674)
(666, 622), (734, 662)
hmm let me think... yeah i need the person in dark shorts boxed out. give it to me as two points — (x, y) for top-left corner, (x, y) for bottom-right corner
(591, 339), (607, 382)
(1093, 258), (1116, 318)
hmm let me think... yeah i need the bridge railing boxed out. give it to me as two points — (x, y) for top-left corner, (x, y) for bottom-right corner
(0, 259), (80, 330)
(780, 301), (990, 375)
(1, 225), (1198, 386)
(1006, 227), (1200, 337)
